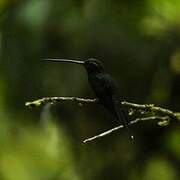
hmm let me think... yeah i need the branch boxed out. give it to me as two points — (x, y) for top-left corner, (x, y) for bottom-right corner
(25, 96), (180, 122)
(25, 96), (180, 143)
(83, 116), (169, 143)
(25, 97), (97, 107)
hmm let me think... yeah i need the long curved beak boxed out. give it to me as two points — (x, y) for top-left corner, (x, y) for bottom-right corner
(43, 58), (84, 65)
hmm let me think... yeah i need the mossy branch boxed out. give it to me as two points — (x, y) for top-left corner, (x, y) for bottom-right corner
(25, 96), (180, 143)
(25, 97), (97, 108)
(25, 96), (180, 121)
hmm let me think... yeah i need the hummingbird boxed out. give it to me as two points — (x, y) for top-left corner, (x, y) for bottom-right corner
(44, 58), (134, 139)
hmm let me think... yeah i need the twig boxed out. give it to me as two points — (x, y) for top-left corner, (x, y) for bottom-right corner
(83, 116), (169, 143)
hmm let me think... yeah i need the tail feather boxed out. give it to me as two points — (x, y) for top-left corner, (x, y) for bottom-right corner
(113, 103), (134, 140)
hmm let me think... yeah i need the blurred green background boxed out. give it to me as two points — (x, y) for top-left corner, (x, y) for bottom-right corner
(0, 0), (180, 180)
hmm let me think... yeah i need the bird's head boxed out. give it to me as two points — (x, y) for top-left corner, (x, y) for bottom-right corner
(84, 58), (105, 73)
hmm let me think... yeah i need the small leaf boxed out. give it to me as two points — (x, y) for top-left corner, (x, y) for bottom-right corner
(158, 120), (169, 126)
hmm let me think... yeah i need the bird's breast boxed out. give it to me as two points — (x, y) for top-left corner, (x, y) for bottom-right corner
(88, 73), (118, 99)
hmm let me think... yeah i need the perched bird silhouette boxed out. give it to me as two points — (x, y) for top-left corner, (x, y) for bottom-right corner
(44, 58), (133, 139)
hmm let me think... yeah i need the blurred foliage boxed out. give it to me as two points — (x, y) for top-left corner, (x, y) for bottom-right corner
(0, 0), (180, 180)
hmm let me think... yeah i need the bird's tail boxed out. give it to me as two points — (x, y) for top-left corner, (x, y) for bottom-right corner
(113, 103), (134, 140)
